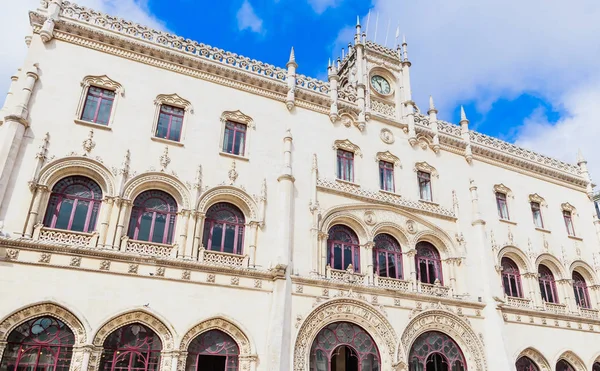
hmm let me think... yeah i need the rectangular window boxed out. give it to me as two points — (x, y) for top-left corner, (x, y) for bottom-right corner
(379, 161), (394, 192)
(563, 210), (575, 236)
(81, 86), (115, 125)
(531, 202), (544, 228)
(155, 104), (184, 142)
(337, 150), (354, 182)
(417, 171), (432, 201)
(223, 121), (247, 156)
(496, 192), (509, 220)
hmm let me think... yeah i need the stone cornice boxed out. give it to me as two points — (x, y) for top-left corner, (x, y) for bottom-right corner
(500, 304), (600, 329)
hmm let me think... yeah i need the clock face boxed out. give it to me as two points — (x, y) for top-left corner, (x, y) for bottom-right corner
(371, 75), (391, 95)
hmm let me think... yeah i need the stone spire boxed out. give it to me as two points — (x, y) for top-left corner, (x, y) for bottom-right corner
(576, 149), (594, 198)
(40, 0), (64, 42)
(402, 35), (409, 63)
(286, 47), (297, 111)
(460, 106), (473, 164)
(577, 148), (586, 165)
(428, 96), (440, 153)
(287, 47), (297, 67)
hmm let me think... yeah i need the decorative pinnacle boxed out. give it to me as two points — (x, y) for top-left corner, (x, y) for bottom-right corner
(429, 96), (435, 110)
(159, 146), (170, 171)
(355, 15), (361, 34)
(287, 47), (297, 68)
(460, 106), (469, 123)
(577, 148), (587, 165)
(82, 129), (96, 156)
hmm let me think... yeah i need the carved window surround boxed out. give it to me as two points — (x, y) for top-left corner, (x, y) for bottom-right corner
(332, 139), (362, 157)
(414, 161), (439, 202)
(529, 193), (547, 207)
(152, 94), (193, 144)
(219, 110), (255, 160)
(375, 151), (401, 167)
(493, 183), (513, 198)
(75, 75), (124, 129)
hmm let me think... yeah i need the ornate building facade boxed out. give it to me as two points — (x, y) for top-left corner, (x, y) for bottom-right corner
(1, 2), (600, 371)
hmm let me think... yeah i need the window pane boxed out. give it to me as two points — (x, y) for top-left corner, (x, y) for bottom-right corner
(379, 166), (385, 190)
(378, 253), (387, 277)
(96, 99), (113, 125)
(502, 275), (511, 296)
(388, 254), (396, 278)
(211, 223), (223, 250)
(168, 116), (183, 141)
(333, 243), (342, 270)
(510, 278), (518, 297)
(156, 113), (170, 138)
(81, 95), (99, 121)
(223, 224), (236, 253)
(152, 213), (166, 243)
(347, 159), (353, 182)
(234, 131), (245, 155)
(419, 261), (427, 283)
(428, 261), (436, 283)
(138, 212), (153, 241)
(343, 246), (352, 270)
(55, 199), (74, 230)
(71, 200), (89, 232)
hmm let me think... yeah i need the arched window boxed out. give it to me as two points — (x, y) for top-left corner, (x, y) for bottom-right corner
(185, 330), (239, 371)
(538, 265), (559, 304)
(516, 357), (539, 371)
(409, 331), (466, 371)
(373, 233), (403, 279)
(128, 190), (178, 244)
(327, 225), (360, 271)
(99, 324), (162, 371)
(501, 257), (523, 298)
(43, 176), (102, 233)
(310, 322), (379, 371)
(0, 316), (75, 371)
(572, 271), (591, 309)
(202, 203), (245, 255)
(416, 242), (442, 285)
(593, 362), (600, 371)
(556, 360), (575, 371)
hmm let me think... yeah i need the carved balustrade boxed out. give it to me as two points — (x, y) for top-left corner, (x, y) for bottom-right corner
(121, 237), (176, 258)
(505, 296), (534, 309)
(371, 98), (396, 118)
(578, 307), (599, 319)
(326, 265), (366, 285)
(33, 225), (98, 248)
(374, 275), (411, 292)
(418, 282), (451, 298)
(542, 301), (568, 315)
(198, 248), (248, 268)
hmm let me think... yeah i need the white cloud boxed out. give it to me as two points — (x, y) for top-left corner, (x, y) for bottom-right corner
(308, 0), (340, 14)
(236, 0), (263, 34)
(346, 0), (600, 180)
(0, 0), (166, 99)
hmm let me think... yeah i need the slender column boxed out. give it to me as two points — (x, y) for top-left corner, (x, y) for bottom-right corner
(184, 212), (197, 258)
(104, 198), (122, 248)
(1, 72), (20, 112)
(318, 232), (328, 274)
(80, 346), (92, 371)
(247, 221), (259, 266)
(405, 248), (417, 290)
(558, 279), (576, 311)
(97, 197), (114, 246)
(524, 273), (541, 307)
(24, 185), (49, 237)
(177, 210), (190, 257)
(170, 352), (180, 371)
(115, 200), (131, 249)
(447, 258), (457, 294)
(40, 0), (63, 42)
(285, 48), (297, 111)
(363, 241), (375, 283)
(328, 66), (339, 122)
(192, 212), (205, 260)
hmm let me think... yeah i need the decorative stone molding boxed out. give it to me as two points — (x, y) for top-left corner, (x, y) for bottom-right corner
(380, 128), (394, 144)
(413, 161), (438, 177)
(151, 94), (193, 143)
(293, 298), (397, 371)
(517, 348), (550, 371)
(561, 202), (577, 213)
(528, 193), (546, 206)
(332, 139), (362, 157)
(363, 210), (376, 226)
(535, 253), (568, 279)
(493, 183), (513, 197)
(92, 311), (174, 350)
(497, 245), (533, 273)
(197, 185), (259, 221)
(75, 75), (124, 128)
(375, 151), (401, 167)
(557, 351), (586, 371)
(123, 172), (191, 210)
(178, 317), (254, 371)
(38, 156), (116, 196)
(220, 110), (255, 128)
(400, 309), (486, 371)
(569, 260), (597, 285)
(0, 302), (87, 345)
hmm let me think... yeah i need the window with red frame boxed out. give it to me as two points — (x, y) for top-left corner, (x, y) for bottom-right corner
(336, 150), (354, 182)
(538, 265), (559, 303)
(128, 190), (177, 245)
(43, 176), (102, 233)
(327, 225), (360, 271)
(373, 233), (402, 280)
(531, 202), (543, 228)
(0, 316), (75, 371)
(415, 242), (442, 285)
(408, 331), (466, 371)
(563, 210), (575, 236)
(202, 203), (245, 255)
(184, 330), (240, 371)
(99, 324), (162, 371)
(556, 360), (575, 371)
(379, 161), (394, 192)
(417, 171), (432, 201)
(222, 121), (247, 156)
(573, 271), (591, 309)
(593, 362), (600, 371)
(501, 257), (523, 298)
(81, 86), (115, 125)
(516, 357), (539, 371)
(496, 192), (509, 220)
(155, 105), (184, 142)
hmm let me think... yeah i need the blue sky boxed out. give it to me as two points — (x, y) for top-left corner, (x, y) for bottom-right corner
(3, 0), (600, 178)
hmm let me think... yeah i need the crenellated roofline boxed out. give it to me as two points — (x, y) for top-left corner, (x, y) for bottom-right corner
(28, 1), (587, 189)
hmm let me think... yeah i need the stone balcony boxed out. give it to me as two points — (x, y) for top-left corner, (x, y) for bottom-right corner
(120, 237), (176, 258)
(502, 295), (600, 321)
(33, 225), (98, 248)
(198, 247), (248, 268)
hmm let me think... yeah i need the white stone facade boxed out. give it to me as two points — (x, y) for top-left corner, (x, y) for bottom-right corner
(0, 2), (600, 371)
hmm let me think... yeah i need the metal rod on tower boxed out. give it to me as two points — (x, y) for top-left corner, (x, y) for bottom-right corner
(365, 10), (371, 40)
(374, 12), (379, 43)
(384, 18), (391, 46)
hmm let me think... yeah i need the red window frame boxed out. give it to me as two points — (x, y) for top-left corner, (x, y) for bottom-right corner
(538, 265), (559, 303)
(496, 192), (509, 220)
(185, 330), (240, 371)
(563, 210), (575, 236)
(530, 202), (543, 228)
(202, 202), (245, 255)
(409, 331), (467, 371)
(516, 357), (540, 371)
(415, 242), (442, 285)
(337, 150), (354, 182)
(556, 360), (575, 371)
(222, 121), (247, 156)
(593, 362), (600, 371)
(99, 324), (162, 371)
(43, 176), (102, 233)
(572, 271), (591, 309)
(327, 225), (360, 271)
(501, 257), (523, 298)
(373, 233), (402, 280)
(379, 161), (394, 192)
(155, 104), (184, 142)
(128, 190), (178, 245)
(81, 86), (115, 125)
(417, 171), (432, 201)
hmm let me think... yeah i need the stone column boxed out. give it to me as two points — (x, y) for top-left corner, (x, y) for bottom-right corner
(184, 212), (197, 258)
(24, 185), (49, 237)
(177, 210), (190, 257)
(104, 198), (123, 248)
(363, 241), (375, 284)
(525, 273), (542, 307)
(192, 212), (205, 260)
(558, 279), (576, 311)
(115, 200), (131, 250)
(247, 221), (259, 267)
(169, 351), (180, 371)
(317, 232), (328, 274)
(405, 248), (417, 290)
(447, 258), (457, 295)
(97, 197), (115, 247)
(80, 346), (93, 371)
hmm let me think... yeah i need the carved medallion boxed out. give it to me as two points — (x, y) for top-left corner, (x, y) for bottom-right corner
(364, 211), (376, 226)
(406, 220), (417, 234)
(380, 128), (394, 144)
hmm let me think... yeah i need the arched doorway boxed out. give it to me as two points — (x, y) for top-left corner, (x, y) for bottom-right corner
(309, 322), (380, 371)
(408, 331), (466, 371)
(0, 316), (75, 371)
(185, 330), (240, 371)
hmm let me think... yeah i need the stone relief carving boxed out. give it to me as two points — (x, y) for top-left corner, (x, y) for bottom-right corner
(380, 128), (394, 144)
(363, 210), (376, 226)
(375, 151), (401, 167)
(332, 139), (362, 157)
(413, 161), (438, 177)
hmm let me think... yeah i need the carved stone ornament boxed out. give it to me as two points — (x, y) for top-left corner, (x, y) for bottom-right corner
(220, 110), (254, 128)
(38, 253), (51, 263)
(5, 249), (19, 260)
(406, 220), (417, 234)
(159, 146), (171, 171)
(82, 129), (96, 156)
(156, 266), (165, 277)
(228, 161), (238, 184)
(332, 139), (362, 157)
(493, 183), (513, 197)
(414, 161), (438, 177)
(154, 93), (193, 113)
(528, 193), (546, 205)
(81, 75), (124, 95)
(561, 202), (576, 213)
(557, 351), (586, 371)
(380, 128), (394, 144)
(70, 256), (82, 267)
(375, 151), (401, 167)
(363, 210), (376, 226)
(517, 348), (551, 371)
(99, 260), (110, 271)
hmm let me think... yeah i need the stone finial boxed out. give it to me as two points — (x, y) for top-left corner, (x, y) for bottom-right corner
(82, 129), (95, 156)
(577, 148), (586, 165)
(284, 128), (293, 140)
(402, 35), (409, 62)
(159, 146), (170, 171)
(312, 154), (318, 171)
(35, 132), (50, 160)
(228, 160), (238, 184)
(429, 96), (436, 111)
(119, 149), (130, 175)
(193, 165), (202, 189)
(260, 178), (267, 201)
(287, 47), (297, 68)
(460, 106), (468, 124)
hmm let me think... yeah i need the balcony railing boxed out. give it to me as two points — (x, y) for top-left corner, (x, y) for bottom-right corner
(374, 275), (411, 293)
(326, 265), (365, 284)
(199, 248), (248, 268)
(33, 225), (98, 248)
(543, 301), (567, 315)
(578, 307), (599, 319)
(418, 281), (451, 298)
(121, 237), (176, 258)
(506, 296), (534, 309)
